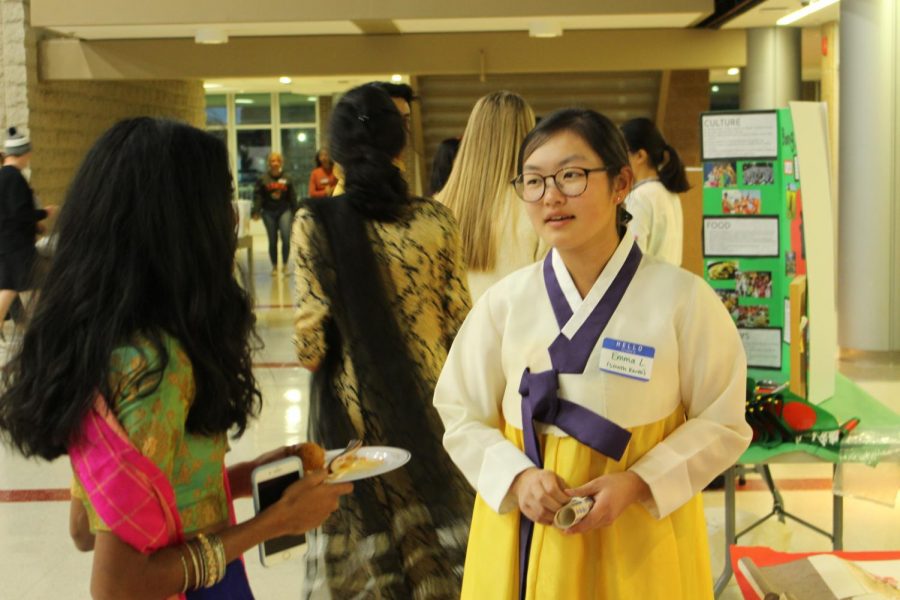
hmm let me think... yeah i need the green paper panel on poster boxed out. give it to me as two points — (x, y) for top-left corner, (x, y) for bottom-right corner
(700, 109), (803, 385)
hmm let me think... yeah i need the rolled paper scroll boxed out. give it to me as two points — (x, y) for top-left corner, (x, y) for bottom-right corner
(553, 496), (595, 529)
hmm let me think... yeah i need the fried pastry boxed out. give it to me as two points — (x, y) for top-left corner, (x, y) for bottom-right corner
(290, 442), (325, 472)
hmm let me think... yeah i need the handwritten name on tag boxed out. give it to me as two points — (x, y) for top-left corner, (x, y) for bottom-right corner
(599, 338), (655, 382)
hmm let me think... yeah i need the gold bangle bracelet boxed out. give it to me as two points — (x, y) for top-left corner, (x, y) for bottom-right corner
(178, 548), (190, 594)
(186, 541), (201, 591)
(193, 539), (206, 591)
(209, 533), (227, 584)
(197, 533), (218, 588)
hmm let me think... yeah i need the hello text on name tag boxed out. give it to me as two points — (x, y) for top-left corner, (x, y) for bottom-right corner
(599, 338), (655, 382)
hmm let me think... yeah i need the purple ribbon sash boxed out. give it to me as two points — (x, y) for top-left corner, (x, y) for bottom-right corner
(517, 243), (642, 599)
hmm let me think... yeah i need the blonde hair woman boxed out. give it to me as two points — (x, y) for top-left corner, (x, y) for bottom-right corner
(436, 91), (545, 300)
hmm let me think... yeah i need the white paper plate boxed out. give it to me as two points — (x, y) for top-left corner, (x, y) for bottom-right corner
(324, 446), (411, 483)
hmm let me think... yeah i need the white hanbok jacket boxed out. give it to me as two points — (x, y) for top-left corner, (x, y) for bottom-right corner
(434, 236), (752, 519)
(625, 179), (684, 266)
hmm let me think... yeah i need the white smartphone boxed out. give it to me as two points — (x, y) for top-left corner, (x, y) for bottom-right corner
(251, 456), (306, 566)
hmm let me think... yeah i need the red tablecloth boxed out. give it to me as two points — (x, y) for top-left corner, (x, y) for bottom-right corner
(730, 545), (900, 599)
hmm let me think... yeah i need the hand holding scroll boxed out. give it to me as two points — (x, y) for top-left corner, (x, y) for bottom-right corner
(562, 471), (651, 534)
(510, 467), (571, 526)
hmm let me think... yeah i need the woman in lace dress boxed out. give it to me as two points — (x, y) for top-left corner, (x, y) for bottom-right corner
(291, 83), (475, 599)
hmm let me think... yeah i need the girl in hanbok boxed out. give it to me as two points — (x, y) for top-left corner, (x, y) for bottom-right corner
(434, 108), (752, 600)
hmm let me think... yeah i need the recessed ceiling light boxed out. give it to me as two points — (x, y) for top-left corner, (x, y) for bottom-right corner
(528, 21), (563, 38)
(279, 76), (292, 85)
(297, 132), (308, 143)
(202, 82), (223, 89)
(711, 85), (720, 93)
(194, 27), (228, 45)
(727, 67), (740, 76)
(391, 74), (403, 83)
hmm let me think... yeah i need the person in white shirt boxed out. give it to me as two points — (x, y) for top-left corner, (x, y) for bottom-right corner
(620, 118), (690, 266)
(436, 91), (546, 301)
(433, 108), (751, 600)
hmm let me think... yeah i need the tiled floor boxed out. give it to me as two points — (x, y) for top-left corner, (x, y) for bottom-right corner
(0, 229), (898, 599)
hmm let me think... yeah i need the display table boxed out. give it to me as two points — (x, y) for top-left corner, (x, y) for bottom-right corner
(714, 374), (900, 597)
(236, 235), (254, 297)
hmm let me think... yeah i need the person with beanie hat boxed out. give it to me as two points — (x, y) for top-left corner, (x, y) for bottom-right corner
(0, 126), (56, 334)
(3, 126), (32, 157)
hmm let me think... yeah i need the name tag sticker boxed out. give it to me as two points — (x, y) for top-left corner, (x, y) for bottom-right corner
(599, 338), (655, 382)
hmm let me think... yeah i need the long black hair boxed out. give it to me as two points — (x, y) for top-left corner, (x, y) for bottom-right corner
(329, 83), (409, 220)
(0, 117), (261, 460)
(428, 137), (460, 196)
(519, 108), (633, 239)
(620, 117), (690, 193)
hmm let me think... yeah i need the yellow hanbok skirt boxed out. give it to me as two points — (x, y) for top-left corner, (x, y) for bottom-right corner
(461, 409), (714, 600)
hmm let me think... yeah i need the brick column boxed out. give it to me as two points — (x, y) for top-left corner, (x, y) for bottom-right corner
(0, 0), (31, 137)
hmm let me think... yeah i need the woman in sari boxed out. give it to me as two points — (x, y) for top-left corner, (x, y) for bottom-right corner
(292, 83), (474, 599)
(0, 117), (352, 599)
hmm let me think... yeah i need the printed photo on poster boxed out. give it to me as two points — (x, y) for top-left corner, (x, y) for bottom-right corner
(741, 162), (774, 185)
(735, 305), (769, 328)
(786, 184), (799, 219)
(735, 271), (773, 298)
(707, 260), (739, 280)
(722, 189), (761, 215)
(703, 161), (737, 187)
(716, 290), (739, 314)
(739, 328), (782, 369)
(785, 251), (797, 277)
(701, 112), (779, 160)
(703, 217), (780, 257)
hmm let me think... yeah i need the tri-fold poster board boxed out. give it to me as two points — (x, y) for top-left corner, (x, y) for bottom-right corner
(700, 106), (837, 403)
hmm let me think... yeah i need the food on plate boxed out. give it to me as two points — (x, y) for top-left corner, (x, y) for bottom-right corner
(328, 454), (384, 479)
(708, 261), (737, 280)
(288, 442), (326, 473)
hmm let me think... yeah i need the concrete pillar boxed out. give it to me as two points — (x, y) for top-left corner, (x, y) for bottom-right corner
(0, 0), (31, 134)
(317, 94), (333, 148)
(838, 0), (900, 350)
(819, 21), (840, 234)
(740, 27), (802, 109)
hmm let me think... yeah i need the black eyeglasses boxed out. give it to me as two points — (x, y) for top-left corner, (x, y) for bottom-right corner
(511, 166), (612, 203)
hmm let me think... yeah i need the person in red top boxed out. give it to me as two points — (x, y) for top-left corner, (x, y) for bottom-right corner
(308, 148), (337, 198)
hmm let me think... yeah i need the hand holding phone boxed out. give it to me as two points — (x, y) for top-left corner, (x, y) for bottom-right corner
(252, 456), (305, 566)
(252, 457), (353, 566)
